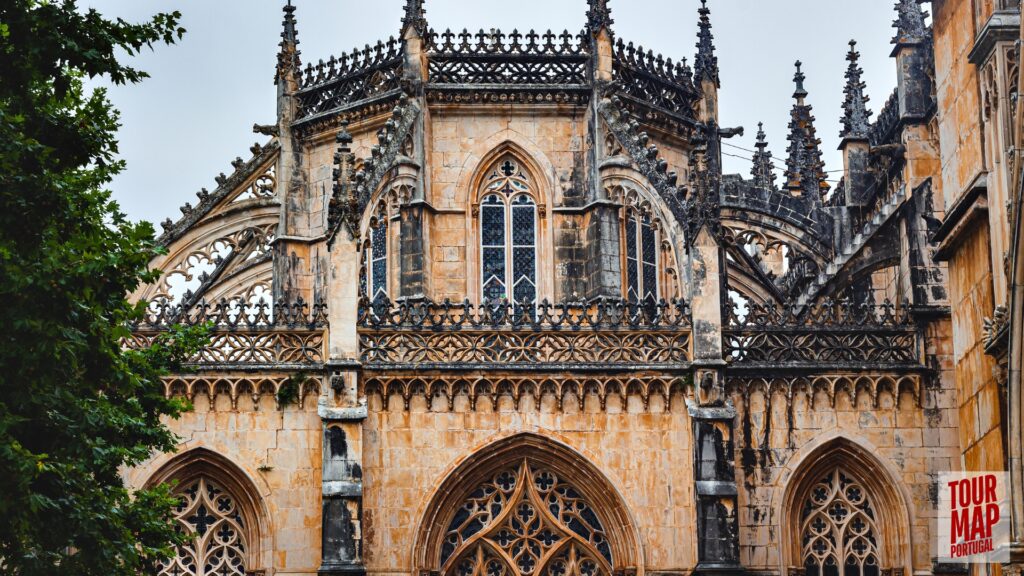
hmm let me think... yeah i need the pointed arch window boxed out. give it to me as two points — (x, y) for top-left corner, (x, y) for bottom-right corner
(480, 159), (537, 305)
(159, 476), (248, 576)
(362, 211), (389, 305)
(439, 460), (613, 576)
(624, 211), (658, 305)
(801, 468), (880, 576)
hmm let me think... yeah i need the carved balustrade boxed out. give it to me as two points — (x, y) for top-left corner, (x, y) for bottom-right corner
(612, 38), (698, 120)
(425, 28), (590, 89)
(126, 298), (328, 367)
(296, 37), (404, 120)
(724, 299), (921, 369)
(358, 297), (692, 370)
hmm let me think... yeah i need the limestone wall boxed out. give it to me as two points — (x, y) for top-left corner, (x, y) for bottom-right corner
(127, 390), (324, 576)
(360, 391), (697, 574)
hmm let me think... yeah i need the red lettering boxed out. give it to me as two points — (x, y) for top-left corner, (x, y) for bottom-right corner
(949, 480), (961, 510)
(951, 508), (970, 543)
(959, 479), (971, 508)
(984, 474), (997, 503)
(986, 503), (1000, 538)
(970, 505), (986, 540)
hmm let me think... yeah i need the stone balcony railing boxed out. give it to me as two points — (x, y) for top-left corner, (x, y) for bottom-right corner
(125, 298), (328, 368)
(357, 297), (692, 371)
(724, 299), (922, 371)
(293, 31), (699, 122)
(296, 37), (404, 121)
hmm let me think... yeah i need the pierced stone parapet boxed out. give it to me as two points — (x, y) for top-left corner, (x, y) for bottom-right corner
(132, 297), (328, 330)
(126, 329), (325, 366)
(295, 38), (404, 120)
(359, 296), (691, 330)
(425, 28), (589, 88)
(724, 299), (920, 368)
(612, 38), (697, 120)
(358, 297), (692, 370)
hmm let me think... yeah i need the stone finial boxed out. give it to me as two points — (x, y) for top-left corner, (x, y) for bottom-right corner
(281, 0), (298, 44)
(276, 0), (301, 83)
(840, 40), (873, 141)
(792, 60), (808, 100)
(694, 0), (719, 86)
(401, 0), (428, 37)
(586, 0), (614, 35)
(751, 122), (777, 191)
(892, 0), (928, 45)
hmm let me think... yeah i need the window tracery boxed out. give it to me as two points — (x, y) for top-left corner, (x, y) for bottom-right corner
(624, 212), (658, 305)
(801, 468), (880, 576)
(440, 460), (612, 576)
(365, 215), (389, 303)
(480, 159), (537, 305)
(154, 223), (276, 305)
(159, 476), (248, 576)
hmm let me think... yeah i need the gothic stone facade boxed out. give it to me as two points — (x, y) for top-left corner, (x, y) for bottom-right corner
(123, 1), (1024, 575)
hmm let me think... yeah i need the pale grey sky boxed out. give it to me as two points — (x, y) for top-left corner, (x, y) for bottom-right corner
(86, 0), (903, 225)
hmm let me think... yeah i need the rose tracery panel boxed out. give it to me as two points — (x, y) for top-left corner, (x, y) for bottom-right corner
(801, 468), (881, 576)
(440, 461), (613, 576)
(159, 477), (247, 576)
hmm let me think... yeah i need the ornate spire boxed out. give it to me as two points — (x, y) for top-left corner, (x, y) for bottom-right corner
(751, 123), (777, 191)
(792, 60), (808, 101)
(840, 40), (873, 141)
(784, 62), (829, 200)
(694, 0), (719, 86)
(276, 0), (301, 83)
(892, 0), (928, 45)
(402, 0), (428, 37)
(586, 0), (614, 34)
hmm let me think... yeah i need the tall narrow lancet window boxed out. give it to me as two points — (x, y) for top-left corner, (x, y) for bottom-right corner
(480, 158), (537, 305)
(801, 468), (880, 576)
(624, 211), (658, 305)
(361, 212), (389, 306)
(367, 217), (388, 303)
(159, 476), (248, 576)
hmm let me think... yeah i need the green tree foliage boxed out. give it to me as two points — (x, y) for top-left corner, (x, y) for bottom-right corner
(0, 1), (207, 574)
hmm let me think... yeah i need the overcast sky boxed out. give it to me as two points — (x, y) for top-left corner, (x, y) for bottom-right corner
(85, 0), (903, 225)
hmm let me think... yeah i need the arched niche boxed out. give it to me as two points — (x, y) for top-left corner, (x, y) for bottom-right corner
(778, 437), (913, 576)
(145, 447), (272, 575)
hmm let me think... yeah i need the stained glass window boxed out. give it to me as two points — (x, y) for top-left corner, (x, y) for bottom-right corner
(367, 217), (388, 303)
(801, 468), (880, 576)
(158, 477), (247, 576)
(480, 159), (536, 306)
(624, 212), (657, 306)
(439, 461), (613, 576)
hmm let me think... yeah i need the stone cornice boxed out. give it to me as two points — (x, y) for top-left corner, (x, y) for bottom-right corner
(968, 10), (1021, 65)
(933, 173), (988, 260)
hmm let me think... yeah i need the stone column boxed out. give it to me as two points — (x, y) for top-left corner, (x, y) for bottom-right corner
(318, 371), (367, 576)
(688, 226), (743, 575)
(321, 241), (366, 575)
